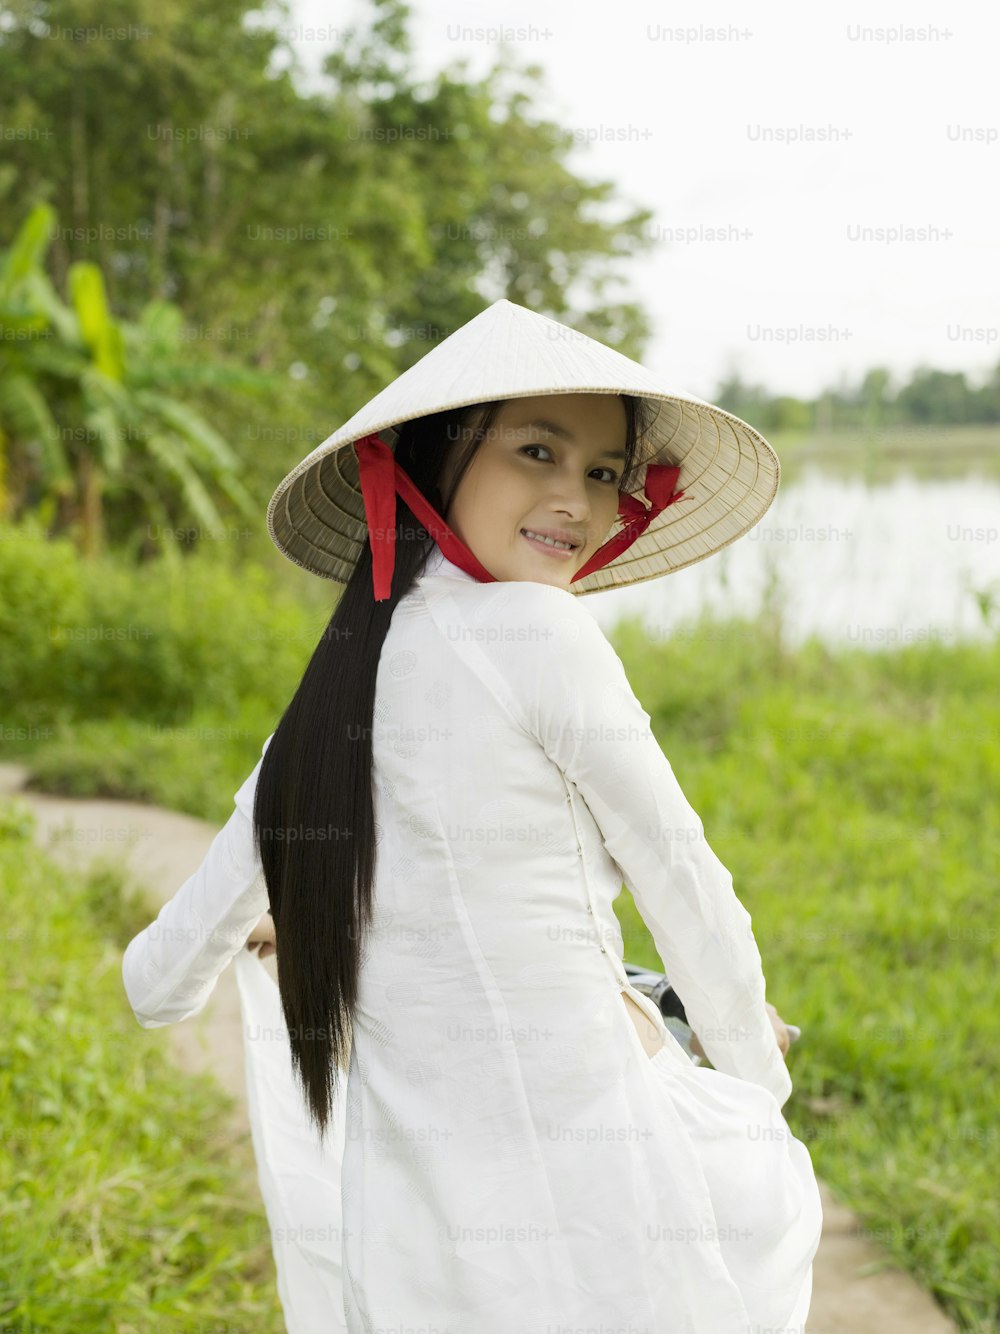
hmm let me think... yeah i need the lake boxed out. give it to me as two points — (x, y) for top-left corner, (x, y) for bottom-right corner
(588, 454), (1000, 650)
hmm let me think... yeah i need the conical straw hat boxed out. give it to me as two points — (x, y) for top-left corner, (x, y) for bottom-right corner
(266, 298), (780, 595)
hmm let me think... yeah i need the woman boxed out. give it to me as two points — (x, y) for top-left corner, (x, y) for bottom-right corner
(123, 299), (823, 1333)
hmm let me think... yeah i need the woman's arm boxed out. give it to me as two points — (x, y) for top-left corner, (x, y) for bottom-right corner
(121, 733), (274, 1027)
(245, 910), (276, 957)
(483, 585), (794, 1108)
(690, 1002), (791, 1060)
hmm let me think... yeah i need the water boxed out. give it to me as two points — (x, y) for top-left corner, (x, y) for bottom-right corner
(587, 464), (1000, 649)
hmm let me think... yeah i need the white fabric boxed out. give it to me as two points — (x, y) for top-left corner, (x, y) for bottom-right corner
(122, 542), (823, 1332)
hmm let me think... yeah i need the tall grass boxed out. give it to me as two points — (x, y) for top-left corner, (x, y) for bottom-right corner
(612, 611), (999, 1331)
(0, 798), (285, 1330)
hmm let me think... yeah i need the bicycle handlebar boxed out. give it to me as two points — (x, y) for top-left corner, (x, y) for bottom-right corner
(622, 961), (801, 1062)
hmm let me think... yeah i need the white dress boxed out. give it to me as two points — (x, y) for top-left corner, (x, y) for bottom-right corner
(122, 541), (823, 1333)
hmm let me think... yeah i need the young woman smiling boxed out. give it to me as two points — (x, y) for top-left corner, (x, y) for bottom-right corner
(123, 299), (822, 1333)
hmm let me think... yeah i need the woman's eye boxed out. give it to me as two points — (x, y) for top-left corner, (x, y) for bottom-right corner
(521, 445), (619, 485)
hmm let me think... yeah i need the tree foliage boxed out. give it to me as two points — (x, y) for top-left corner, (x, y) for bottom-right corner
(714, 363), (1000, 433)
(0, 204), (270, 558)
(0, 0), (994, 556)
(0, 0), (664, 554)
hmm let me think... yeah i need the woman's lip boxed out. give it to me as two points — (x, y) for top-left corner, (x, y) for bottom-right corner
(520, 529), (578, 560)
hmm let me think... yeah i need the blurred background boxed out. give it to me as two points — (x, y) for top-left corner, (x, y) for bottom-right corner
(1, 1), (997, 1330)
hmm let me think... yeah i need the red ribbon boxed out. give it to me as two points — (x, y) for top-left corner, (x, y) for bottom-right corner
(573, 461), (691, 581)
(354, 432), (691, 601)
(355, 433), (496, 600)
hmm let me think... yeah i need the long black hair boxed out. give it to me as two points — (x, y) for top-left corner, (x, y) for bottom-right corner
(252, 394), (653, 1141)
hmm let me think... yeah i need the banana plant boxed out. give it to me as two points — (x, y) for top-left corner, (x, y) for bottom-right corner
(0, 202), (75, 514)
(0, 203), (276, 560)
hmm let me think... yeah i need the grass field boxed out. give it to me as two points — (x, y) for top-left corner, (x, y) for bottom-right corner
(610, 609), (1000, 1331)
(0, 799), (286, 1331)
(768, 423), (1000, 485)
(1, 510), (997, 1329)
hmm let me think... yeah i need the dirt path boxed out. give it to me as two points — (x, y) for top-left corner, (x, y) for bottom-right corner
(0, 762), (958, 1333)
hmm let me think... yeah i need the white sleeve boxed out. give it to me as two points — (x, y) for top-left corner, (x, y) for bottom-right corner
(121, 733), (275, 1029)
(499, 586), (793, 1108)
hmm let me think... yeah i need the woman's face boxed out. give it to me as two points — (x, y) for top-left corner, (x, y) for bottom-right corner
(440, 393), (628, 590)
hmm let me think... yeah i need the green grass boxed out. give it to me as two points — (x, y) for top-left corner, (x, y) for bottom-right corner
(0, 799), (285, 1331)
(2, 509), (998, 1328)
(0, 512), (322, 749)
(19, 708), (278, 826)
(770, 423), (1000, 453)
(768, 423), (1000, 484)
(611, 613), (1000, 1332)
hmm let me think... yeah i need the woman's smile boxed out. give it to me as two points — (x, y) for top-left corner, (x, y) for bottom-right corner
(520, 527), (581, 560)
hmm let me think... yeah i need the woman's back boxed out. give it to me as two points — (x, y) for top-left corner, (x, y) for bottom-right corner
(358, 551), (644, 1119)
(338, 548), (822, 1332)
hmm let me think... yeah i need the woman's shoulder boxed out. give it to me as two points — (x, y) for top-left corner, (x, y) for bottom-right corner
(422, 582), (632, 714)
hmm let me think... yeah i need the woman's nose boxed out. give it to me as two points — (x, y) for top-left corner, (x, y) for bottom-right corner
(545, 472), (591, 516)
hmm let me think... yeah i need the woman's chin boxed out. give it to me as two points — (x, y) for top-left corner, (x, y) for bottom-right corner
(518, 561), (574, 588)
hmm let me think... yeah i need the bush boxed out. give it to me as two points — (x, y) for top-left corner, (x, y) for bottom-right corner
(0, 512), (322, 737)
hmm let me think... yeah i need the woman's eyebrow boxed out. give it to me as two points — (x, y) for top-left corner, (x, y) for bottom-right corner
(522, 417), (627, 460)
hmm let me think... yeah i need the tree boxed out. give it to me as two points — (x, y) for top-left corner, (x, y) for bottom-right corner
(896, 368), (973, 425)
(0, 0), (659, 449)
(0, 204), (269, 559)
(970, 362), (1000, 424)
(767, 396), (812, 433)
(858, 367), (895, 431)
(712, 371), (773, 423)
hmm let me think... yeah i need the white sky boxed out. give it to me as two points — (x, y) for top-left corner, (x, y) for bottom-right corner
(272, 0), (999, 401)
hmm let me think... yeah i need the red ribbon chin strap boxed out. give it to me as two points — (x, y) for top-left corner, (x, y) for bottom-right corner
(354, 432), (691, 602)
(573, 460), (691, 582)
(355, 433), (497, 601)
